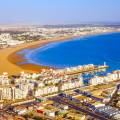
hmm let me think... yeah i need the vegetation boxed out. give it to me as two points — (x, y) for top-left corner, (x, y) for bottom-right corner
(33, 116), (45, 120)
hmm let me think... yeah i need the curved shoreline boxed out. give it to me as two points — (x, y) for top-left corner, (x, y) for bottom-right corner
(0, 36), (75, 75)
(0, 31), (119, 75)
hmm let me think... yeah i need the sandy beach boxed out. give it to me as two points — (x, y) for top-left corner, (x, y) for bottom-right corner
(0, 36), (75, 75)
(0, 31), (118, 75)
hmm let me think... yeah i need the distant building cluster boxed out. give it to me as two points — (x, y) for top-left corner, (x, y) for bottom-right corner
(0, 33), (24, 48)
(0, 25), (120, 49)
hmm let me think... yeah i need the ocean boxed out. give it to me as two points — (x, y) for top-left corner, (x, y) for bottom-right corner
(18, 32), (120, 72)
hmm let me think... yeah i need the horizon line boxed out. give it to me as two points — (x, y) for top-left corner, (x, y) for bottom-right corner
(0, 22), (120, 27)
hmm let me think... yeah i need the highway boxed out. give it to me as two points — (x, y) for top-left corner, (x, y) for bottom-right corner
(50, 96), (111, 120)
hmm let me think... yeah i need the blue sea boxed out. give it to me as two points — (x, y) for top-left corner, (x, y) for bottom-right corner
(17, 32), (120, 72)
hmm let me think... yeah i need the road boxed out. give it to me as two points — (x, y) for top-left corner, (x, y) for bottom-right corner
(50, 96), (111, 120)
(74, 89), (103, 102)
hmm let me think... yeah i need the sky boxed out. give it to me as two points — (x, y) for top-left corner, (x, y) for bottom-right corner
(0, 0), (120, 25)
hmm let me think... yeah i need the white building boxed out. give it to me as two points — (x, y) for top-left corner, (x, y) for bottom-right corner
(90, 71), (120, 86)
(13, 87), (28, 100)
(0, 73), (9, 85)
(0, 87), (13, 100)
(35, 86), (58, 96)
(0, 33), (25, 47)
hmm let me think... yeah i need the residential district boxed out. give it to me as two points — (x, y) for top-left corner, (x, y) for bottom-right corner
(0, 63), (120, 120)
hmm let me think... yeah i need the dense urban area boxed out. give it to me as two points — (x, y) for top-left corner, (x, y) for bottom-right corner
(0, 25), (120, 120)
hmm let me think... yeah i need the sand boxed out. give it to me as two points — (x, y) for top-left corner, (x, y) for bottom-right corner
(0, 36), (74, 75)
(0, 31), (117, 75)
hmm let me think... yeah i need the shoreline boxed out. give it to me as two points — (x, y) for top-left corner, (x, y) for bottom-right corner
(0, 31), (119, 75)
(0, 35), (75, 75)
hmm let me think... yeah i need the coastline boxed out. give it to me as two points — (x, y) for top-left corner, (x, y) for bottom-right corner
(0, 31), (119, 75)
(0, 35), (75, 75)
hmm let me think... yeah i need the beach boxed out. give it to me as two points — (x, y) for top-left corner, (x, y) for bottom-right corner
(0, 31), (118, 75)
(0, 36), (74, 75)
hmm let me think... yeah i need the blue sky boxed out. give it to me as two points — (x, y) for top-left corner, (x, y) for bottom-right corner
(0, 0), (120, 25)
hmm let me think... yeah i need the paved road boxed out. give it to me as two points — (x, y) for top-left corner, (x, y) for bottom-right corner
(74, 89), (103, 102)
(51, 96), (111, 120)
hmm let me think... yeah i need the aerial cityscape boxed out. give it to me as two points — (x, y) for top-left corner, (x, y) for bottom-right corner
(0, 0), (120, 120)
